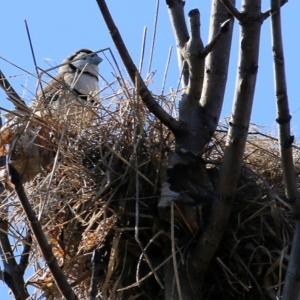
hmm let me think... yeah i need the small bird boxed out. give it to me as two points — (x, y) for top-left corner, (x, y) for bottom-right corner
(0, 49), (102, 182)
(33, 48), (102, 120)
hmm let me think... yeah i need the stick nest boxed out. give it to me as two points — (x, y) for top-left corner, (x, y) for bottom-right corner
(1, 79), (298, 300)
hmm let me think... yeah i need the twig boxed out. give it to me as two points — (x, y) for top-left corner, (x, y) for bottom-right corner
(262, 0), (288, 20)
(0, 118), (30, 300)
(18, 231), (32, 273)
(171, 203), (183, 300)
(216, 257), (250, 291)
(161, 45), (173, 95)
(201, 18), (233, 58)
(96, 0), (181, 133)
(8, 164), (78, 300)
(88, 249), (102, 300)
(139, 27), (147, 73)
(133, 76), (164, 289)
(221, 0), (241, 20)
(24, 20), (45, 100)
(166, 0), (189, 90)
(0, 220), (30, 300)
(0, 70), (29, 111)
(104, 144), (155, 187)
(147, 0), (160, 74)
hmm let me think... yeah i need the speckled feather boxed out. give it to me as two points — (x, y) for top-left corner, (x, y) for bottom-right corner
(33, 48), (102, 117)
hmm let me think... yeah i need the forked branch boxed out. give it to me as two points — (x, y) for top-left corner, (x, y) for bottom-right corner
(95, 0), (182, 134)
(189, 0), (263, 282)
(167, 0), (234, 152)
(0, 219), (30, 300)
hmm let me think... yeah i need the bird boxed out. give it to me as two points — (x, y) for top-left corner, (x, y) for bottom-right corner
(0, 49), (102, 182)
(32, 48), (103, 120)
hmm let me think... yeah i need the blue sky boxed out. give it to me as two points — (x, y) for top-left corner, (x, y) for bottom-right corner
(0, 0), (300, 298)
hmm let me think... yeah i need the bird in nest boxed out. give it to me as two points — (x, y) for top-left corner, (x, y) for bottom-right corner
(0, 48), (102, 183)
(33, 48), (103, 119)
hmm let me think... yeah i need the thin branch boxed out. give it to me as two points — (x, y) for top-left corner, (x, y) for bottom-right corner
(24, 20), (45, 100)
(199, 0), (236, 150)
(0, 220), (30, 300)
(201, 18), (233, 58)
(166, 0), (189, 88)
(139, 27), (147, 73)
(0, 70), (29, 111)
(171, 203), (183, 300)
(147, 0), (160, 74)
(7, 164), (78, 300)
(221, 0), (241, 20)
(0, 118), (30, 300)
(262, 0), (288, 20)
(18, 231), (32, 273)
(270, 1), (299, 211)
(161, 45), (173, 95)
(271, 0), (300, 297)
(184, 9), (204, 101)
(96, 0), (181, 133)
(88, 249), (102, 300)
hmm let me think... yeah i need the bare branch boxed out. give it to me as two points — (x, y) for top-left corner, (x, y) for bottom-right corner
(262, 0), (288, 20)
(166, 0), (190, 88)
(7, 164), (78, 300)
(200, 18), (233, 58)
(184, 9), (204, 102)
(199, 0), (236, 149)
(18, 231), (32, 274)
(96, 0), (181, 133)
(221, 0), (241, 20)
(270, 0), (300, 297)
(166, 1), (235, 153)
(89, 249), (102, 300)
(189, 0), (263, 282)
(0, 70), (29, 111)
(0, 220), (30, 300)
(147, 0), (160, 74)
(0, 118), (30, 300)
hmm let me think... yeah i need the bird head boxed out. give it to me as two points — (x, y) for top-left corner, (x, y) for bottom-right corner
(59, 48), (102, 80)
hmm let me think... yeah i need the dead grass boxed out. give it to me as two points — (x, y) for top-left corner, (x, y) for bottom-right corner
(0, 75), (298, 299)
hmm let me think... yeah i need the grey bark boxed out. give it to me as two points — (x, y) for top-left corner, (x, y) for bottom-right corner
(270, 0), (300, 298)
(188, 0), (263, 284)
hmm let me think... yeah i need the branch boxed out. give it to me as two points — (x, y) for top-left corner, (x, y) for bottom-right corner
(0, 70), (29, 111)
(199, 0), (236, 149)
(184, 9), (204, 102)
(88, 249), (102, 300)
(262, 0), (288, 20)
(189, 0), (263, 282)
(7, 164), (78, 300)
(221, 0), (241, 20)
(270, 0), (300, 297)
(166, 1), (235, 153)
(166, 0), (189, 88)
(0, 118), (30, 300)
(200, 18), (233, 58)
(95, 0), (181, 134)
(18, 231), (32, 274)
(0, 220), (30, 300)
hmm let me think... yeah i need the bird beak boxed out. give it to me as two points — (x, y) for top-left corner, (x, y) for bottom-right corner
(88, 55), (103, 65)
